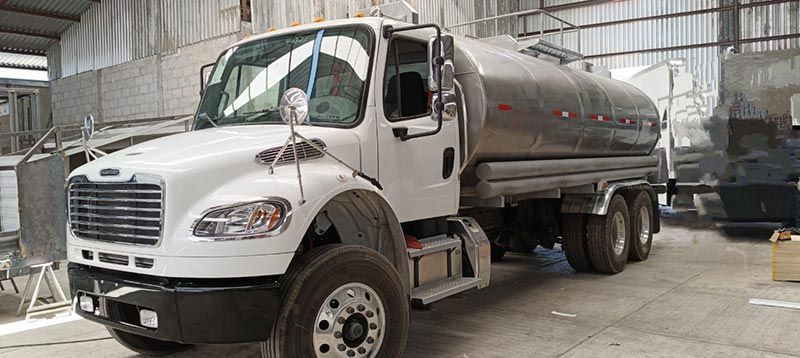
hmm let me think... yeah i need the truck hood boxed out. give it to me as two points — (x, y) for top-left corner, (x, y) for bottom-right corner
(71, 124), (362, 183)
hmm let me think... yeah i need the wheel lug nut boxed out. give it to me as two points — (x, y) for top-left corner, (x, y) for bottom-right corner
(338, 344), (346, 351)
(338, 317), (346, 324)
(357, 304), (365, 312)
(334, 331), (342, 338)
(347, 349), (355, 357)
(358, 347), (366, 354)
(367, 337), (375, 344)
(346, 307), (355, 314)
(366, 311), (374, 318)
(369, 323), (377, 330)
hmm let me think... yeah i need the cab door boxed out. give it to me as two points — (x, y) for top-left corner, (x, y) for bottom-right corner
(376, 35), (459, 223)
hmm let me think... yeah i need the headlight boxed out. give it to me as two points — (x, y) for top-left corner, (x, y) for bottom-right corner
(192, 199), (290, 240)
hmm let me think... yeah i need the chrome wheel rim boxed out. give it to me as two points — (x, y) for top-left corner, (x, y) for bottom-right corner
(314, 282), (385, 358)
(612, 211), (627, 256)
(638, 206), (651, 245)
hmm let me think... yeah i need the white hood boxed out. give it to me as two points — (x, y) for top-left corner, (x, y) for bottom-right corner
(71, 124), (362, 183)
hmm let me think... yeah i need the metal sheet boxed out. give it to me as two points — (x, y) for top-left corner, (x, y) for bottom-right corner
(17, 154), (67, 267)
(58, 0), (240, 77)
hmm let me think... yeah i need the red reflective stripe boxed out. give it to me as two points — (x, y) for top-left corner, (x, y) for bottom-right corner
(568, 112), (578, 118)
(618, 118), (627, 124)
(552, 110), (563, 117)
(498, 103), (512, 111)
(590, 114), (599, 120)
(602, 116), (612, 122)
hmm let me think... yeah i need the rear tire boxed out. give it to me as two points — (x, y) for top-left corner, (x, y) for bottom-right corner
(628, 191), (654, 261)
(586, 195), (630, 274)
(267, 244), (409, 357)
(107, 328), (191, 356)
(490, 232), (510, 262)
(561, 214), (593, 272)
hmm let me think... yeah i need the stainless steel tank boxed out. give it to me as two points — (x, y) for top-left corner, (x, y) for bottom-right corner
(452, 36), (660, 171)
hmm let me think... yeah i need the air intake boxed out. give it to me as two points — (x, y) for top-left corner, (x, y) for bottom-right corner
(255, 139), (326, 165)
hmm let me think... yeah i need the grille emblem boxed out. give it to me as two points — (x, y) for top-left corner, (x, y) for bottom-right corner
(100, 168), (120, 176)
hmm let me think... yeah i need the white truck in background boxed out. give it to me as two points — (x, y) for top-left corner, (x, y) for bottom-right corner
(628, 58), (800, 222)
(67, 5), (664, 357)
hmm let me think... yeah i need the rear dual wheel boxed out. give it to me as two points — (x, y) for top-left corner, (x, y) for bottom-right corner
(627, 191), (654, 261)
(563, 191), (654, 274)
(586, 195), (631, 274)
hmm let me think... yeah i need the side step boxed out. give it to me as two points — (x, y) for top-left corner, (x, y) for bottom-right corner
(411, 277), (482, 305)
(407, 235), (460, 258)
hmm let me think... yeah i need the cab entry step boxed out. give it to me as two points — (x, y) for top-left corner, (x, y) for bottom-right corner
(407, 235), (461, 258)
(411, 276), (482, 305)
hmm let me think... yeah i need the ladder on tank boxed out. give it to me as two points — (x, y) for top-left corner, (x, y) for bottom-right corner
(446, 9), (584, 65)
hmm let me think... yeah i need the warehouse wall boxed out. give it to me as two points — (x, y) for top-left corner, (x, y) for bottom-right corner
(50, 32), (241, 125)
(48, 0), (799, 126)
(51, 71), (98, 126)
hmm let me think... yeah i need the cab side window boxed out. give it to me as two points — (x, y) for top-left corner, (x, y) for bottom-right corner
(383, 38), (431, 121)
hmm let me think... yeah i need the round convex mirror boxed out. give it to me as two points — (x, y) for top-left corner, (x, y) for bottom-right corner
(279, 88), (309, 125)
(83, 114), (95, 140)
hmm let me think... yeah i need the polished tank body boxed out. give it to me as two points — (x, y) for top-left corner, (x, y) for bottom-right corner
(451, 35), (660, 174)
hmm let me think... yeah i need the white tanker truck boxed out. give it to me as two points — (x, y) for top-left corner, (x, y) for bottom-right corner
(66, 9), (665, 357)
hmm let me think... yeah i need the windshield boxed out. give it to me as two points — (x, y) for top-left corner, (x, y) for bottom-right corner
(195, 26), (374, 129)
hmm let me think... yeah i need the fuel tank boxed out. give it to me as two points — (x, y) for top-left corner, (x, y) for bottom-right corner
(452, 36), (660, 173)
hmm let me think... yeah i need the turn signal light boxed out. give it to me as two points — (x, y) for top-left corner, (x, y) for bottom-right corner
(290, 21), (300, 27)
(313, 17), (325, 23)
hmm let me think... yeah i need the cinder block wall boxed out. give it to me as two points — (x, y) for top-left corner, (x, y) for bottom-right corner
(51, 71), (99, 126)
(51, 33), (241, 125)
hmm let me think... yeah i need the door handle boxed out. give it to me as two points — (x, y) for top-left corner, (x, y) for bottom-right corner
(442, 147), (455, 179)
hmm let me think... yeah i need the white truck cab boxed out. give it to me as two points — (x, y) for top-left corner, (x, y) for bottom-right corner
(68, 10), (662, 357)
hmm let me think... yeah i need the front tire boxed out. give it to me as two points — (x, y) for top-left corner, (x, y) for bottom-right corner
(268, 244), (409, 357)
(586, 195), (630, 274)
(107, 328), (191, 356)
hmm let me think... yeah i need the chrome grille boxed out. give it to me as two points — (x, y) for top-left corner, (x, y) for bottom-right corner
(256, 139), (326, 165)
(69, 178), (163, 246)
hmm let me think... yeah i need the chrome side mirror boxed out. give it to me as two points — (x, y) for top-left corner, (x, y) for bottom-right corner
(82, 114), (95, 142)
(279, 88), (309, 125)
(433, 92), (457, 122)
(428, 34), (454, 92)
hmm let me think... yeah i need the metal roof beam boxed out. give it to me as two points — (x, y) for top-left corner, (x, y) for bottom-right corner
(0, 47), (46, 56)
(0, 63), (47, 71)
(0, 27), (59, 41)
(0, 2), (80, 22)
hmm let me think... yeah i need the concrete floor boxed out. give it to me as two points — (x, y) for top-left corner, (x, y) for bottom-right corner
(0, 212), (798, 357)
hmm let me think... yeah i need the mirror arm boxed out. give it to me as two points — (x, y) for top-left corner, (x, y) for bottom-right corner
(383, 23), (445, 142)
(199, 62), (215, 96)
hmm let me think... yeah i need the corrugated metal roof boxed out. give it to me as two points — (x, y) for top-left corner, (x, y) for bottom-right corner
(0, 52), (48, 70)
(0, 0), (92, 56)
(5, 0), (92, 16)
(0, 33), (54, 53)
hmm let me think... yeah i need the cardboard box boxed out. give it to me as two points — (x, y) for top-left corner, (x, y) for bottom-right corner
(773, 233), (800, 282)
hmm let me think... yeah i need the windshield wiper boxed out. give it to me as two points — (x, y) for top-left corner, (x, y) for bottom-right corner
(196, 112), (218, 128)
(241, 107), (282, 122)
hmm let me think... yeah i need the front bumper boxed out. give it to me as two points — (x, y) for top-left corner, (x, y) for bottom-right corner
(69, 263), (281, 344)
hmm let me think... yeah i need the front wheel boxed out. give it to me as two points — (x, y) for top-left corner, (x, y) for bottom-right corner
(107, 328), (191, 356)
(268, 244), (409, 357)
